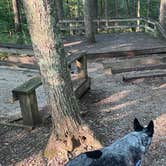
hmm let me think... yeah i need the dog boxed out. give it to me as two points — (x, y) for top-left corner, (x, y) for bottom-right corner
(65, 118), (154, 166)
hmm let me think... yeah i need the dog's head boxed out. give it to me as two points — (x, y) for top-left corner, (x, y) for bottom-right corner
(133, 118), (154, 153)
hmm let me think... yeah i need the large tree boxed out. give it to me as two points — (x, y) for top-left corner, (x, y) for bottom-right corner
(83, 0), (96, 43)
(159, 0), (166, 29)
(22, 0), (101, 163)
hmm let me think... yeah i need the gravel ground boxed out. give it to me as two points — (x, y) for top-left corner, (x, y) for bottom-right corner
(0, 57), (166, 166)
(0, 66), (46, 122)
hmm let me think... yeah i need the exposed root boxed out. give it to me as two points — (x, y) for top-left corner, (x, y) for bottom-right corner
(44, 125), (102, 164)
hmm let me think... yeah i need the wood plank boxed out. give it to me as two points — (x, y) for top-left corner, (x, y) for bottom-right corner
(73, 77), (91, 98)
(67, 51), (86, 64)
(0, 52), (86, 71)
(13, 74), (90, 100)
(88, 47), (166, 58)
(103, 54), (166, 74)
(123, 70), (166, 81)
(112, 64), (166, 74)
(12, 76), (42, 97)
(17, 91), (41, 126)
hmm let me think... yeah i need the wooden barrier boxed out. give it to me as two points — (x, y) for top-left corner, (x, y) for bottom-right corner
(12, 52), (90, 126)
(58, 18), (166, 39)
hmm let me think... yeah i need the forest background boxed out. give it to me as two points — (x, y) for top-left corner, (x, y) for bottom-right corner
(0, 0), (160, 44)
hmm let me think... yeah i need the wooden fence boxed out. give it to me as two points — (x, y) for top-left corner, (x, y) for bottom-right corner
(59, 17), (166, 40)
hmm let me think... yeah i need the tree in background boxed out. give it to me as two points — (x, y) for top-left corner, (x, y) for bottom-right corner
(159, 0), (166, 29)
(55, 0), (64, 20)
(22, 0), (101, 163)
(92, 0), (98, 19)
(77, 0), (82, 18)
(12, 0), (21, 32)
(83, 0), (96, 43)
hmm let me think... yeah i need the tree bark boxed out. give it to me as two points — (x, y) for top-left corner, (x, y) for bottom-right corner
(23, 0), (80, 139)
(114, 0), (119, 18)
(146, 0), (151, 18)
(23, 0), (101, 162)
(132, 0), (136, 17)
(77, 0), (82, 18)
(125, 0), (131, 17)
(12, 0), (22, 32)
(55, 0), (64, 20)
(83, 0), (96, 43)
(159, 0), (166, 29)
(104, 0), (108, 19)
(91, 0), (98, 19)
(137, 0), (140, 31)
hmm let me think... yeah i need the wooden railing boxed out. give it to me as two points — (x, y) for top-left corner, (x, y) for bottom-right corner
(141, 18), (166, 40)
(59, 18), (145, 35)
(59, 17), (166, 40)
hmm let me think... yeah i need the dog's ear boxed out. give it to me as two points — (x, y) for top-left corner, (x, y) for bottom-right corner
(134, 118), (143, 131)
(146, 120), (154, 137)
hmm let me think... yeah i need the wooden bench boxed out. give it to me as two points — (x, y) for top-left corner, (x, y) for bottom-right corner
(12, 51), (90, 126)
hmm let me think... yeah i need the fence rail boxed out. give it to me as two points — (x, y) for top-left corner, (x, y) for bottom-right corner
(59, 17), (166, 40)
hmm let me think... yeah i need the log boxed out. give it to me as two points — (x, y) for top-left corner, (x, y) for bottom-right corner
(123, 70), (166, 81)
(103, 54), (166, 74)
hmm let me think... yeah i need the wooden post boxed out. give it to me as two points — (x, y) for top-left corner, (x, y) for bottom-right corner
(18, 91), (41, 126)
(76, 54), (88, 79)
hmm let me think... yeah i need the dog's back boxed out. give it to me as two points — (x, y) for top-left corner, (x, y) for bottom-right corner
(66, 118), (154, 166)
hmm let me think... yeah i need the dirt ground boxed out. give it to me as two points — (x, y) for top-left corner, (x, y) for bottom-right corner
(0, 57), (166, 166)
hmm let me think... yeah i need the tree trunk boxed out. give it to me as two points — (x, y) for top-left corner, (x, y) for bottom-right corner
(83, 0), (96, 43)
(23, 0), (101, 163)
(132, 0), (136, 17)
(159, 0), (166, 29)
(66, 0), (71, 19)
(137, 0), (140, 31)
(91, 0), (98, 32)
(12, 0), (22, 32)
(55, 0), (64, 20)
(91, 0), (98, 19)
(114, 0), (119, 18)
(146, 0), (151, 18)
(104, 0), (108, 19)
(77, 0), (82, 18)
(125, 0), (131, 17)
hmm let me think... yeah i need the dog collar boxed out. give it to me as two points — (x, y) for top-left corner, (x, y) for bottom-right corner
(135, 160), (141, 166)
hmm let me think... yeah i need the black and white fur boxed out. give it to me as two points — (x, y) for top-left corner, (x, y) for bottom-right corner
(66, 118), (154, 166)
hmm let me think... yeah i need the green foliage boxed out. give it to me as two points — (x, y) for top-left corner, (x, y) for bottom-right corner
(0, 0), (14, 32)
(0, 0), (163, 45)
(140, 0), (160, 20)
(0, 0), (31, 45)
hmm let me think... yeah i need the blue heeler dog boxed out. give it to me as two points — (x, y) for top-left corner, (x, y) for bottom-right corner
(66, 118), (154, 166)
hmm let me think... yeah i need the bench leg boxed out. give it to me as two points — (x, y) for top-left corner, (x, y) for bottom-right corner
(76, 55), (88, 79)
(18, 91), (41, 126)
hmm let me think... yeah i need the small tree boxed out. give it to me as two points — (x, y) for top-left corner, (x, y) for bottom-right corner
(159, 0), (166, 29)
(55, 0), (64, 20)
(23, 0), (101, 163)
(83, 0), (96, 43)
(12, 0), (22, 32)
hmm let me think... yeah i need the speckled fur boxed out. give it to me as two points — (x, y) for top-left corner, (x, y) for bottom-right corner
(66, 118), (154, 166)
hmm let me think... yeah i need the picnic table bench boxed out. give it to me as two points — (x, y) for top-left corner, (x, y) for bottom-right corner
(12, 51), (90, 126)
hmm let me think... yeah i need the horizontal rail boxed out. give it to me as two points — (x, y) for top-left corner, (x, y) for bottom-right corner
(59, 18), (144, 23)
(59, 17), (166, 40)
(102, 25), (144, 30)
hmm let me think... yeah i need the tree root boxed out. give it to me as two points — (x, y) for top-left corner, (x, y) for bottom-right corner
(44, 124), (102, 165)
